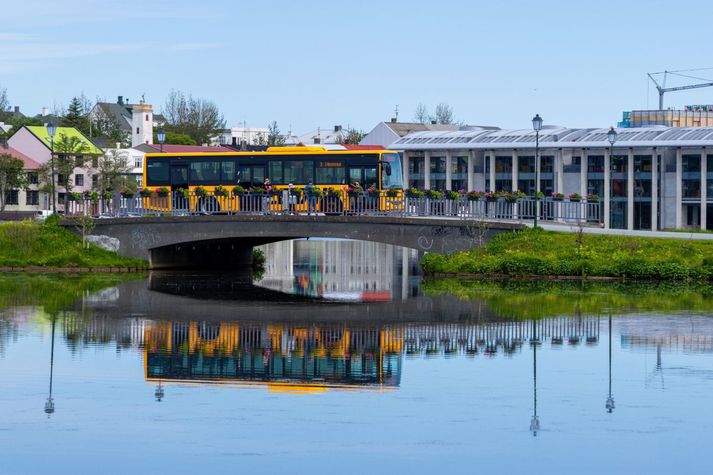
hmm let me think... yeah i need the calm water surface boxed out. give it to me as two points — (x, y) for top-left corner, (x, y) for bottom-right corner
(1, 239), (713, 474)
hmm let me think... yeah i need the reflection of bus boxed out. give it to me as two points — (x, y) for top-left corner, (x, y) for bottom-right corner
(143, 320), (403, 391)
(142, 146), (403, 212)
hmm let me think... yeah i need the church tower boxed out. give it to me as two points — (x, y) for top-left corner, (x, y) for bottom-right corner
(131, 98), (154, 147)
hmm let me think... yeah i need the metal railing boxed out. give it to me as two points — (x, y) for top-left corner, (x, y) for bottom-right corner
(63, 190), (602, 225)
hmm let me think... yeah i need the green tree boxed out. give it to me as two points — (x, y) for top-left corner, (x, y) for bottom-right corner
(267, 121), (286, 146)
(0, 86), (9, 119)
(61, 96), (92, 136)
(94, 149), (134, 192)
(162, 90), (226, 144)
(94, 112), (130, 147)
(153, 131), (197, 145)
(0, 152), (28, 211)
(337, 127), (365, 145)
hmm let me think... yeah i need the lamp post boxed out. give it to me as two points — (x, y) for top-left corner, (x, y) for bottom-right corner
(532, 114), (543, 228)
(157, 128), (166, 153)
(606, 312), (615, 413)
(47, 122), (57, 214)
(607, 127), (618, 229)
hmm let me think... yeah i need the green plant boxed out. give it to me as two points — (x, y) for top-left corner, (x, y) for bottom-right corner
(90, 191), (99, 204)
(250, 186), (266, 194)
(467, 191), (484, 201)
(140, 188), (153, 198)
(232, 185), (245, 195)
(102, 190), (112, 200)
(177, 188), (189, 199)
(194, 186), (207, 198)
(425, 189), (442, 200)
(445, 190), (460, 200)
(386, 187), (400, 198)
(157, 187), (170, 197)
(214, 185), (228, 197)
(407, 187), (424, 198)
(569, 192), (582, 201)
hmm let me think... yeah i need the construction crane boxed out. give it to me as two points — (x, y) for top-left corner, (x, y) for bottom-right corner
(647, 68), (713, 110)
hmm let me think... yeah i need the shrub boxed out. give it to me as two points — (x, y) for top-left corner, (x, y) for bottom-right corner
(194, 186), (207, 198)
(157, 187), (170, 197)
(232, 185), (245, 195)
(139, 188), (153, 198)
(386, 187), (400, 198)
(407, 187), (424, 198)
(214, 185), (228, 197)
(445, 190), (460, 200)
(425, 189), (442, 200)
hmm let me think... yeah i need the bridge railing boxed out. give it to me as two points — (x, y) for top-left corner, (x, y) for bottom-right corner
(62, 190), (602, 225)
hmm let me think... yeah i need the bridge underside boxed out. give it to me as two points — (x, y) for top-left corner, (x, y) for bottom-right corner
(77, 215), (522, 269)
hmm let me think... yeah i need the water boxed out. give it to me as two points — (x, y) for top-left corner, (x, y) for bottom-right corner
(1, 239), (713, 474)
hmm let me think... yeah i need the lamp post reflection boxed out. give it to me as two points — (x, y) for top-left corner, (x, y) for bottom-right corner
(155, 381), (165, 402)
(606, 312), (615, 413)
(530, 319), (541, 436)
(44, 316), (56, 417)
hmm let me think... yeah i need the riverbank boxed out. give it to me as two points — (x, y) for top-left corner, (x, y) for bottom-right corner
(0, 218), (147, 270)
(421, 227), (713, 281)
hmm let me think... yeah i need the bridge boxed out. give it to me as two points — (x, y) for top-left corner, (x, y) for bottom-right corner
(78, 214), (523, 268)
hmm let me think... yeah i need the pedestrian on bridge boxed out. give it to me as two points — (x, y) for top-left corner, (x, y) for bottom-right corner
(305, 180), (317, 215)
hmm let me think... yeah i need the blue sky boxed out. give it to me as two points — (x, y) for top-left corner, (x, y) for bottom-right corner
(1, 0), (712, 133)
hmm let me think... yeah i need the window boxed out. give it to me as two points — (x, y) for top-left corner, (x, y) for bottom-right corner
(92, 175), (98, 187)
(315, 161), (345, 184)
(268, 161), (283, 184)
(146, 159), (169, 185)
(58, 174), (67, 186)
(134, 159), (142, 169)
(26, 190), (39, 206)
(145, 114), (149, 121)
(190, 160), (221, 184)
(221, 160), (237, 183)
(284, 160), (314, 184)
(5, 190), (19, 205)
(27, 172), (38, 184)
(136, 127), (140, 134)
(381, 153), (404, 189)
(75, 174), (84, 186)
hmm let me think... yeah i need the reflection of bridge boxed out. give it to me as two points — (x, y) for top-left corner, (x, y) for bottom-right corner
(68, 215), (522, 268)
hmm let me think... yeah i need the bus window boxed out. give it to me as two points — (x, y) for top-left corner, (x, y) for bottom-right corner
(146, 159), (169, 185)
(381, 153), (404, 189)
(349, 168), (361, 184)
(221, 160), (237, 183)
(190, 160), (221, 184)
(252, 167), (265, 187)
(316, 161), (345, 184)
(364, 167), (378, 189)
(284, 160), (314, 184)
(238, 166), (252, 187)
(268, 161), (283, 184)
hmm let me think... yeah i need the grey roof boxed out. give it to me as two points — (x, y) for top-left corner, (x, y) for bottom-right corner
(384, 121), (462, 137)
(391, 125), (713, 150)
(95, 102), (133, 131)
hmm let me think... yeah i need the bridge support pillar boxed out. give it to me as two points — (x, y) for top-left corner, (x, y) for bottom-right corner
(150, 240), (254, 269)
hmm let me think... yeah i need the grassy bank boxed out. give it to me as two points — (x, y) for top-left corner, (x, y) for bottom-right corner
(422, 278), (713, 319)
(421, 227), (713, 281)
(0, 218), (146, 269)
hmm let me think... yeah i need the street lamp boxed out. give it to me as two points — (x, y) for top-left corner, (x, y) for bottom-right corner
(157, 128), (166, 153)
(532, 114), (543, 228)
(607, 127), (618, 228)
(47, 122), (57, 214)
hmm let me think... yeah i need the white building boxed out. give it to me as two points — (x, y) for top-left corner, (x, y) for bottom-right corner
(391, 125), (713, 231)
(216, 126), (270, 147)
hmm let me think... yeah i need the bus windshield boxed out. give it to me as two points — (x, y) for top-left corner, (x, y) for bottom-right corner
(381, 153), (403, 189)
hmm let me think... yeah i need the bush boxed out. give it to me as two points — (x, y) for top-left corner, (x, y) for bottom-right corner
(232, 185), (245, 195)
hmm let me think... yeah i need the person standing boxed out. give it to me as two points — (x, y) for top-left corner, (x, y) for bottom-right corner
(305, 179), (317, 215)
(263, 178), (272, 214)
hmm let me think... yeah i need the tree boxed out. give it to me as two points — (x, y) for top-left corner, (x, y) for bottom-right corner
(61, 96), (92, 136)
(0, 86), (9, 117)
(162, 90), (226, 144)
(94, 111), (130, 147)
(414, 102), (429, 124)
(267, 121), (286, 146)
(432, 102), (456, 125)
(0, 152), (28, 212)
(252, 132), (267, 146)
(337, 127), (365, 144)
(94, 149), (133, 192)
(152, 131), (196, 145)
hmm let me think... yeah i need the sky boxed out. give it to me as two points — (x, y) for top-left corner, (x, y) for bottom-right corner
(1, 0), (713, 133)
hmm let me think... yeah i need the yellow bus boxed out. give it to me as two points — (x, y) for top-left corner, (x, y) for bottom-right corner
(142, 146), (403, 213)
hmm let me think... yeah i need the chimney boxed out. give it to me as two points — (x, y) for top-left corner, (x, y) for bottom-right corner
(14, 106), (20, 114)
(334, 125), (342, 132)
(390, 117), (397, 123)
(42, 107), (49, 116)
(431, 120), (437, 125)
(117, 96), (124, 105)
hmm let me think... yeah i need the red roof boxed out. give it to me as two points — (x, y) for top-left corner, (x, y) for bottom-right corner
(340, 144), (385, 150)
(1, 145), (42, 169)
(146, 144), (233, 153)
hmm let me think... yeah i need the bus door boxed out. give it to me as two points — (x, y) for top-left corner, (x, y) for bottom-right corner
(349, 166), (378, 189)
(238, 164), (266, 188)
(170, 163), (189, 210)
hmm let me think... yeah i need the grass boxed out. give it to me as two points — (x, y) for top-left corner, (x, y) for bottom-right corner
(0, 218), (146, 268)
(421, 227), (713, 281)
(422, 278), (713, 319)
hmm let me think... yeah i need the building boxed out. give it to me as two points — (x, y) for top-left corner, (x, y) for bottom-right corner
(390, 125), (713, 231)
(0, 143), (44, 215)
(89, 96), (164, 147)
(360, 119), (467, 149)
(215, 126), (270, 147)
(288, 125), (353, 146)
(7, 125), (103, 210)
(619, 106), (713, 128)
